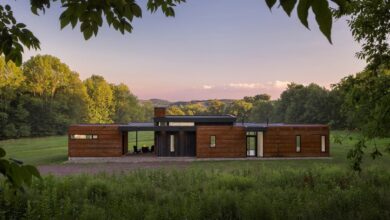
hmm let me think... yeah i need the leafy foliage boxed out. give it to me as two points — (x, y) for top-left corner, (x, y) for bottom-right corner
(0, 147), (41, 192)
(0, 0), (349, 65)
(1, 166), (390, 219)
(0, 5), (40, 66)
(334, 0), (390, 70)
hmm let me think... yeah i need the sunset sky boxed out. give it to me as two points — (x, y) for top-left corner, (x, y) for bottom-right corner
(9, 0), (365, 101)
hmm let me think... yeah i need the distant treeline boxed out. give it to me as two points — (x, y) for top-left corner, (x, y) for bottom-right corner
(1, 55), (389, 139)
(0, 55), (153, 139)
(167, 70), (389, 138)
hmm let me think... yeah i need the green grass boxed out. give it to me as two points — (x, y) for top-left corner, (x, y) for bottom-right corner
(0, 131), (155, 165)
(0, 136), (68, 165)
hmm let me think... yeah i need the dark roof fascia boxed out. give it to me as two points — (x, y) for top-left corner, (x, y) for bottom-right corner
(154, 116), (236, 123)
(119, 125), (196, 132)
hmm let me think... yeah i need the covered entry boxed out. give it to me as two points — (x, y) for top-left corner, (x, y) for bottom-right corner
(119, 123), (196, 157)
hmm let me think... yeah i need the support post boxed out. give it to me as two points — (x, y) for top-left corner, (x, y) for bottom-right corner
(136, 131), (138, 147)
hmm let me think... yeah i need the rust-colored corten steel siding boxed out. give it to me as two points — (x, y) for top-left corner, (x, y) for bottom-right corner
(196, 125), (246, 158)
(68, 125), (125, 157)
(263, 125), (329, 157)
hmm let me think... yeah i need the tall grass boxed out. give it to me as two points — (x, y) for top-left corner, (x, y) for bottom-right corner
(1, 166), (389, 219)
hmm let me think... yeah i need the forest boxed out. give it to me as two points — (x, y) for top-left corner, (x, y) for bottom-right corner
(0, 55), (153, 139)
(1, 55), (389, 141)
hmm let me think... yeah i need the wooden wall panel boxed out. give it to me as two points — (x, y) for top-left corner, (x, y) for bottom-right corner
(196, 126), (246, 158)
(263, 125), (329, 157)
(68, 125), (124, 157)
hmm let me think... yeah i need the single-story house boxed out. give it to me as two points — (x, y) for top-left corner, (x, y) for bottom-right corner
(68, 107), (329, 158)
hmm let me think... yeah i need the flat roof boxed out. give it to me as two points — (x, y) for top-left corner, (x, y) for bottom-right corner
(119, 123), (196, 132)
(154, 115), (236, 123)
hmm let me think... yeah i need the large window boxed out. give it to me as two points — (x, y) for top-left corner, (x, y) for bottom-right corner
(321, 136), (326, 152)
(70, 134), (98, 140)
(210, 135), (216, 148)
(296, 135), (301, 152)
(168, 122), (195, 126)
(169, 135), (175, 152)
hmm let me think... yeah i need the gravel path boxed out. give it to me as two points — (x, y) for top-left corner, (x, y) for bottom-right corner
(38, 161), (190, 176)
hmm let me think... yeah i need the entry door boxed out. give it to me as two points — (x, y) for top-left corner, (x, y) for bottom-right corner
(246, 136), (257, 157)
(257, 132), (263, 157)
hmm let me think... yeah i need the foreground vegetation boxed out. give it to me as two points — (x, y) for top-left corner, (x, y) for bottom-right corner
(1, 165), (389, 219)
(0, 130), (389, 219)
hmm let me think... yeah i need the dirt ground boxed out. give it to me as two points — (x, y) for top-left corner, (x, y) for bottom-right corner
(38, 161), (190, 176)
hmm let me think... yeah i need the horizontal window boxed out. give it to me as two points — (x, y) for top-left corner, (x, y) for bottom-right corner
(157, 122), (168, 126)
(210, 135), (216, 148)
(246, 131), (256, 136)
(168, 122), (195, 126)
(70, 134), (98, 140)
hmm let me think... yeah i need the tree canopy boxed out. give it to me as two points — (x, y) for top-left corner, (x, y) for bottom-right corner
(0, 0), (350, 65)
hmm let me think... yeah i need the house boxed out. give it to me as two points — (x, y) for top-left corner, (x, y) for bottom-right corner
(68, 107), (329, 158)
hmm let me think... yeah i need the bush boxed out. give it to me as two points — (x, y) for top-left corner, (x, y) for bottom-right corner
(0, 166), (389, 219)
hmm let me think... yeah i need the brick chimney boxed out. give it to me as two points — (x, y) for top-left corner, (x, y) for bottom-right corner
(154, 107), (166, 117)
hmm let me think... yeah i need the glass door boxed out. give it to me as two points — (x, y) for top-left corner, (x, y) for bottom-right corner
(246, 136), (257, 157)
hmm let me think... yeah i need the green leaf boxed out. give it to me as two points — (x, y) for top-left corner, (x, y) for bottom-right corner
(311, 0), (333, 43)
(0, 148), (5, 158)
(24, 165), (41, 179)
(265, 0), (277, 9)
(297, 0), (312, 29)
(280, 0), (298, 16)
(83, 28), (93, 40)
(60, 17), (71, 29)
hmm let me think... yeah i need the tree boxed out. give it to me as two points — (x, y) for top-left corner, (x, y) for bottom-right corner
(243, 94), (271, 103)
(274, 83), (331, 124)
(249, 101), (275, 123)
(182, 103), (207, 115)
(167, 105), (185, 115)
(334, 0), (390, 71)
(0, 0), (349, 65)
(207, 100), (225, 115)
(228, 100), (253, 122)
(0, 57), (30, 138)
(22, 55), (88, 135)
(111, 83), (140, 123)
(84, 75), (114, 123)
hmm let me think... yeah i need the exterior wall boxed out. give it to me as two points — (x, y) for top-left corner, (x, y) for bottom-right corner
(196, 125), (246, 158)
(68, 125), (125, 157)
(155, 131), (196, 156)
(263, 125), (330, 157)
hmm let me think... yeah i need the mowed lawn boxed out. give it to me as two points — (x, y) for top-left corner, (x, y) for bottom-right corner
(0, 130), (389, 169)
(0, 131), (154, 165)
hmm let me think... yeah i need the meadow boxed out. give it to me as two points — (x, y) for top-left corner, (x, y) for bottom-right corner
(0, 131), (389, 219)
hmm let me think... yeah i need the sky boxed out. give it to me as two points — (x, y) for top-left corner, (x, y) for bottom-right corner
(8, 0), (366, 101)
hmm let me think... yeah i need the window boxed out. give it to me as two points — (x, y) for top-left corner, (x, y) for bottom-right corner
(246, 131), (256, 136)
(157, 122), (168, 126)
(296, 135), (301, 152)
(70, 134), (98, 140)
(321, 136), (326, 152)
(169, 122), (195, 126)
(169, 135), (175, 152)
(210, 136), (216, 148)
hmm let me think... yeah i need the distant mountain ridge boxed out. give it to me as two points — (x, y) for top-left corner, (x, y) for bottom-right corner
(140, 99), (236, 107)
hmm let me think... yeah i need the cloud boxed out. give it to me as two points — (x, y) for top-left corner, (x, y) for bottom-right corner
(202, 85), (213, 90)
(228, 83), (264, 89)
(267, 80), (290, 89)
